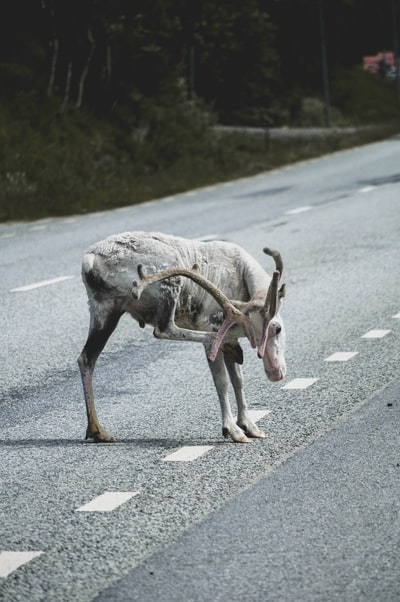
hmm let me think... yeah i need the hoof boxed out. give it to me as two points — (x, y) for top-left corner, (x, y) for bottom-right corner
(223, 426), (252, 443)
(95, 432), (116, 443)
(86, 426), (116, 443)
(237, 422), (266, 439)
(254, 430), (267, 439)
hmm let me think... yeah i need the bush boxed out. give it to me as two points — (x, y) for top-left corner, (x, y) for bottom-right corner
(0, 85), (399, 222)
(331, 67), (400, 124)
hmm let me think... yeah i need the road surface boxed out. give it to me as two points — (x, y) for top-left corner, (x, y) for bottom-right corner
(1, 136), (399, 600)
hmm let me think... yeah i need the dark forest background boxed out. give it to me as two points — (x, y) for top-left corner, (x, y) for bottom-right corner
(1, 0), (400, 221)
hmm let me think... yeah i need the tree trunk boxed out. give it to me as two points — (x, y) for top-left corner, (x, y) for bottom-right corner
(76, 29), (95, 109)
(60, 61), (72, 112)
(47, 37), (59, 96)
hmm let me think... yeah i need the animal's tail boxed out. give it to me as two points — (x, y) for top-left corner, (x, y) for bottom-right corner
(82, 253), (111, 293)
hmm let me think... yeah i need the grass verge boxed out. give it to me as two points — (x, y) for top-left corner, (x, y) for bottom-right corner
(0, 103), (399, 223)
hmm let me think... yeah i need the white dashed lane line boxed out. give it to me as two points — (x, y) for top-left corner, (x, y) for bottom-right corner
(361, 329), (391, 339)
(163, 446), (214, 463)
(193, 233), (220, 242)
(281, 378), (319, 390)
(325, 351), (359, 362)
(285, 205), (313, 215)
(10, 275), (74, 292)
(28, 225), (48, 232)
(75, 491), (139, 513)
(243, 409), (271, 422)
(0, 551), (43, 578)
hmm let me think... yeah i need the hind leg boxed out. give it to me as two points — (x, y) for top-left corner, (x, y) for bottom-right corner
(153, 278), (215, 346)
(78, 310), (122, 442)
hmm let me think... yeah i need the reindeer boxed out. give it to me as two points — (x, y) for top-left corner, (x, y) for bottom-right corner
(78, 231), (286, 443)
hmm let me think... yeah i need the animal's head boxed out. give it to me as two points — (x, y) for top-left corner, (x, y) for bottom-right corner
(205, 246), (287, 380)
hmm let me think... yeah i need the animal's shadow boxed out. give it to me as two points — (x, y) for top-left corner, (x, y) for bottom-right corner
(0, 437), (224, 449)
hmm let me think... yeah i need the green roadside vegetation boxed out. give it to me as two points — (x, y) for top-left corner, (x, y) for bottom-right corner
(1, 0), (400, 222)
(1, 71), (399, 223)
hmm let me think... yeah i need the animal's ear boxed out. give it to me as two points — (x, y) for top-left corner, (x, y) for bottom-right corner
(222, 342), (244, 364)
(278, 283), (286, 299)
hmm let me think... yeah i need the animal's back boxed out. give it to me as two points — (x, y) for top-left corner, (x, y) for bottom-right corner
(82, 231), (270, 319)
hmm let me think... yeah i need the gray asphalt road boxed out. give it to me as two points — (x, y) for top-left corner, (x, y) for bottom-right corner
(1, 136), (400, 601)
(95, 378), (400, 602)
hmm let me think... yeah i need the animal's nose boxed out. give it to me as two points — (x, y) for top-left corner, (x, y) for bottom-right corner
(266, 367), (284, 382)
(275, 325), (282, 335)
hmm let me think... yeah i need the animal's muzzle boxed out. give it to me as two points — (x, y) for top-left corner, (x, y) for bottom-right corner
(266, 366), (286, 382)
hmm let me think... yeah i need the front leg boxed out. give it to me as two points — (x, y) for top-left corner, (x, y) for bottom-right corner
(205, 349), (252, 443)
(224, 355), (266, 439)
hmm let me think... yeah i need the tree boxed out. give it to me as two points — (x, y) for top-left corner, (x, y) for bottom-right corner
(192, 0), (281, 123)
(268, 0), (398, 92)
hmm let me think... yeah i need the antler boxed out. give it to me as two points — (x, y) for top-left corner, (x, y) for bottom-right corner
(132, 264), (257, 360)
(263, 247), (283, 276)
(257, 247), (285, 358)
(222, 247), (284, 315)
(131, 246), (286, 362)
(262, 247), (285, 314)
